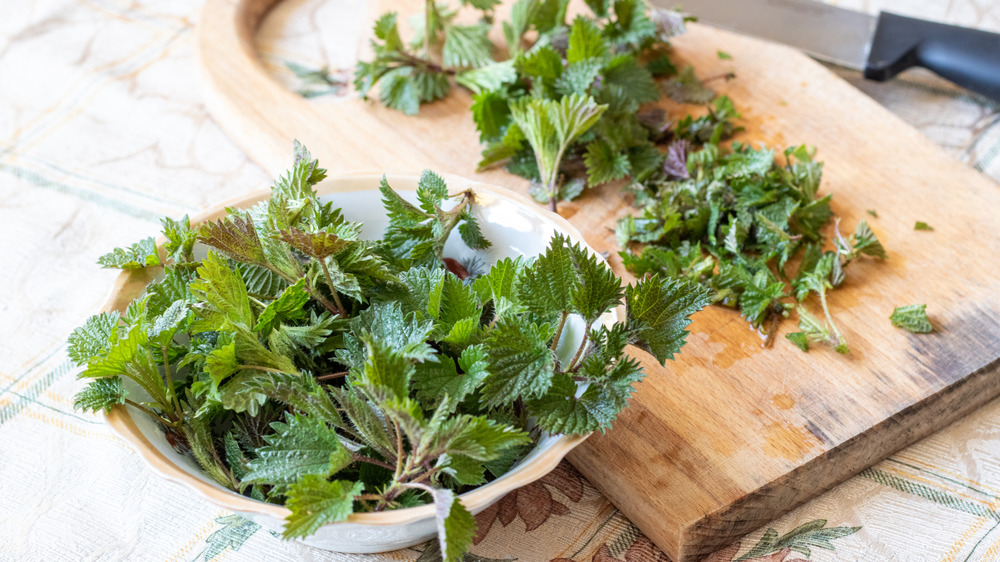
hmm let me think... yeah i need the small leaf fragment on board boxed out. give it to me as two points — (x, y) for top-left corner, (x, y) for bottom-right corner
(914, 221), (933, 231)
(891, 304), (933, 333)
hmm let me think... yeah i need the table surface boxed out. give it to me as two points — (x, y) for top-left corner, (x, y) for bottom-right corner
(2, 1), (999, 561)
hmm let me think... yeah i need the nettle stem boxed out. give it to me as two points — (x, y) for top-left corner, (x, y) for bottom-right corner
(566, 332), (590, 372)
(316, 371), (348, 382)
(393, 420), (405, 479)
(551, 311), (569, 353)
(318, 260), (350, 318)
(161, 344), (183, 419)
(353, 453), (395, 471)
(303, 277), (344, 317)
(126, 399), (179, 429)
(817, 287), (846, 350)
(261, 257), (343, 317)
(434, 191), (475, 262)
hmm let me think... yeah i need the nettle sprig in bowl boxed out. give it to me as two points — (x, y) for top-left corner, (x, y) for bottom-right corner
(69, 143), (710, 559)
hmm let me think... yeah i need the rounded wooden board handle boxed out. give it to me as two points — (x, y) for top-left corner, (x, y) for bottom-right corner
(197, 0), (432, 177)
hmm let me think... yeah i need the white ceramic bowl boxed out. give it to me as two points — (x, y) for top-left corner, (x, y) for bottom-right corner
(101, 172), (617, 553)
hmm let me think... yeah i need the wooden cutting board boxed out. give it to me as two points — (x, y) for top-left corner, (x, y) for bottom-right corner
(198, 0), (1000, 559)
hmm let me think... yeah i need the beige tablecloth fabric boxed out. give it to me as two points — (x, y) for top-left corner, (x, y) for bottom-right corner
(2, 1), (999, 561)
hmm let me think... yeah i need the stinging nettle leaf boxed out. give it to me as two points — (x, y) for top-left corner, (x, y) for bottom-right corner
(284, 477), (365, 539)
(161, 215), (197, 262)
(567, 15), (607, 64)
(850, 220), (887, 260)
(355, 334), (417, 401)
(199, 214), (268, 267)
(481, 319), (556, 406)
(278, 227), (353, 260)
(253, 278), (310, 335)
(243, 414), (353, 489)
(568, 242), (624, 323)
(517, 233), (581, 317)
(443, 24), (494, 68)
(427, 486), (477, 562)
(584, 140), (631, 186)
(67, 311), (121, 367)
(457, 61), (517, 95)
(97, 237), (161, 270)
(626, 274), (713, 363)
(74, 377), (126, 414)
(190, 251), (254, 331)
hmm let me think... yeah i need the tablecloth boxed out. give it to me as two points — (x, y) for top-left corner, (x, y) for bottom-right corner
(2, 1), (999, 560)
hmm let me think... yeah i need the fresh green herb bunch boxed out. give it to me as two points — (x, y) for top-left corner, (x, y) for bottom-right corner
(357, 0), (692, 211)
(617, 120), (888, 354)
(69, 143), (710, 559)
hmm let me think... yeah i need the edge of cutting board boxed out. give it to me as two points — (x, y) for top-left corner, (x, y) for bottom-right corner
(568, 353), (1000, 560)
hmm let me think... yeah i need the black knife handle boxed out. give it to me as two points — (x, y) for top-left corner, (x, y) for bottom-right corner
(864, 12), (1000, 102)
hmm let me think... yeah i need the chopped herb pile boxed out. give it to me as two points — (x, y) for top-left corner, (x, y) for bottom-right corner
(617, 126), (888, 353)
(69, 143), (710, 559)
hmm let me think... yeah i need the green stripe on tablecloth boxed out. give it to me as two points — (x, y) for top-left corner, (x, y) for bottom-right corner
(0, 386), (102, 425)
(0, 345), (64, 391)
(0, 162), (165, 222)
(0, 359), (75, 426)
(861, 467), (1000, 520)
(18, 152), (196, 211)
(606, 521), (642, 557)
(0, 345), (65, 399)
(965, 520), (1000, 562)
(568, 511), (621, 559)
(885, 458), (1000, 501)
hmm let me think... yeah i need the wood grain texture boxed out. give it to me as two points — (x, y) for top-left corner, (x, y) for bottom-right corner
(198, 1), (1000, 559)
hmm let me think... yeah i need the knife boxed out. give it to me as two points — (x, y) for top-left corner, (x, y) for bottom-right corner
(660, 0), (1000, 102)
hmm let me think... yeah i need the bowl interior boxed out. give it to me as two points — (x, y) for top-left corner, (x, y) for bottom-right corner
(114, 173), (613, 520)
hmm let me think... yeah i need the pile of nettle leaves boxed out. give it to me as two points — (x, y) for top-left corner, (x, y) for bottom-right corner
(68, 144), (710, 560)
(619, 132), (888, 354)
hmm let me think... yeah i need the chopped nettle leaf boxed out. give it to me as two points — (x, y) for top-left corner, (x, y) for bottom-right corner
(914, 221), (933, 231)
(662, 65), (717, 104)
(71, 144), (706, 559)
(891, 304), (933, 333)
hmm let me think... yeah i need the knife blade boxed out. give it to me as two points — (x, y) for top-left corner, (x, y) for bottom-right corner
(657, 0), (1000, 102)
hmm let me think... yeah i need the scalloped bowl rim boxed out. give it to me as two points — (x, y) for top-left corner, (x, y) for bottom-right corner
(100, 171), (619, 528)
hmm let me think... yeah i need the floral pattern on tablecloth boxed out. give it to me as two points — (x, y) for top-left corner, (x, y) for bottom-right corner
(2, 0), (1000, 561)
